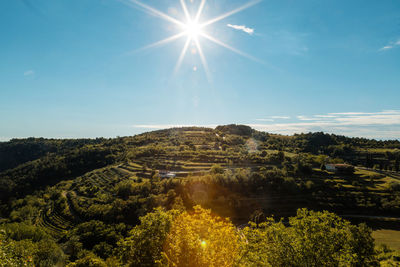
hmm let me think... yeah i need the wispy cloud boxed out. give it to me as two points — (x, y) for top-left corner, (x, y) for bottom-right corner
(297, 115), (319, 121)
(270, 116), (290, 119)
(255, 116), (290, 121)
(132, 111), (400, 140)
(133, 124), (218, 129)
(380, 45), (393, 50)
(380, 39), (400, 51)
(227, 24), (254, 35)
(250, 110), (400, 140)
(24, 70), (34, 76)
(314, 115), (337, 118)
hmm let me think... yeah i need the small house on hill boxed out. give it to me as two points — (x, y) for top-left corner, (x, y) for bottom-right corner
(325, 164), (354, 174)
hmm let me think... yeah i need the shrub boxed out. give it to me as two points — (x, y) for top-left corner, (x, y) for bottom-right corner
(240, 209), (378, 266)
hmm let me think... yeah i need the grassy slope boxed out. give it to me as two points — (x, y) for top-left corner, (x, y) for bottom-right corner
(373, 229), (400, 251)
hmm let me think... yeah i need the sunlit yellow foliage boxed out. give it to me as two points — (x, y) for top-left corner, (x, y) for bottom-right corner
(162, 206), (240, 267)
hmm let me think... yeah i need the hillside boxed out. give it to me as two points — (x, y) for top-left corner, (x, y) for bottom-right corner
(0, 125), (400, 266)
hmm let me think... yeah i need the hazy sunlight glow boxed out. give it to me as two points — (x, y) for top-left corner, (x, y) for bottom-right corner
(185, 20), (203, 39)
(127, 0), (261, 77)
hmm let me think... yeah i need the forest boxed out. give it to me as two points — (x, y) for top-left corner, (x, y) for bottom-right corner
(0, 125), (400, 266)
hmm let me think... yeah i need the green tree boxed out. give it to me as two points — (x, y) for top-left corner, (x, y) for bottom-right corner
(67, 253), (107, 267)
(118, 208), (178, 266)
(0, 226), (65, 267)
(0, 231), (35, 267)
(210, 164), (224, 174)
(162, 206), (240, 267)
(33, 240), (66, 267)
(239, 209), (378, 266)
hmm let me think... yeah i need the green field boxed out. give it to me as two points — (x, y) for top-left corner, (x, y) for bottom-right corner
(373, 229), (400, 251)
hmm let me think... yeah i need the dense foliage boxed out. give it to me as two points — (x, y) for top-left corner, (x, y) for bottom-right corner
(107, 206), (379, 266)
(0, 125), (399, 265)
(240, 209), (377, 266)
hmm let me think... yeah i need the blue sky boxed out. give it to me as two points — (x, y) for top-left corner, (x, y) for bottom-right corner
(1, 0), (400, 140)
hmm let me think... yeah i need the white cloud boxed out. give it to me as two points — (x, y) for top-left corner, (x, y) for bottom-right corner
(0, 137), (10, 142)
(227, 24), (254, 35)
(132, 111), (400, 140)
(329, 112), (374, 115)
(380, 39), (400, 51)
(314, 115), (337, 118)
(24, 70), (34, 76)
(250, 110), (400, 140)
(133, 124), (218, 129)
(248, 123), (400, 140)
(380, 45), (393, 50)
(297, 115), (319, 121)
(255, 116), (290, 121)
(270, 116), (290, 119)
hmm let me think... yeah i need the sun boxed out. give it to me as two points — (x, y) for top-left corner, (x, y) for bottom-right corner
(127, 0), (261, 79)
(184, 20), (203, 39)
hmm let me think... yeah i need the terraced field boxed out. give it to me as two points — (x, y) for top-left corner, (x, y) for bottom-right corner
(36, 203), (74, 239)
(30, 150), (400, 247)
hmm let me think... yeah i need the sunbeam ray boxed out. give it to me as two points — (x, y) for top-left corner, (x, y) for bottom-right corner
(136, 32), (187, 52)
(174, 37), (191, 74)
(127, 0), (262, 78)
(195, 0), (207, 22)
(201, 32), (263, 63)
(127, 0), (185, 27)
(194, 37), (211, 81)
(201, 0), (261, 27)
(180, 0), (191, 22)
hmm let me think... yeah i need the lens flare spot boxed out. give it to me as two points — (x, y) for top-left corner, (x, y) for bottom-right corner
(246, 138), (259, 153)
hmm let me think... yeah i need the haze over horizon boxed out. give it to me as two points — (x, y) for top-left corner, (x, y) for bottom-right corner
(1, 0), (400, 141)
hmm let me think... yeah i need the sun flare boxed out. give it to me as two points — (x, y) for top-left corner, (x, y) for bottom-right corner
(128, 0), (261, 79)
(184, 20), (203, 39)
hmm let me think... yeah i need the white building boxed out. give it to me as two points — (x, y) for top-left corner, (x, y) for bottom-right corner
(325, 164), (354, 174)
(159, 170), (176, 178)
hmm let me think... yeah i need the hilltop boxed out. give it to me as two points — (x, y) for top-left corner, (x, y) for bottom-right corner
(0, 125), (400, 265)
